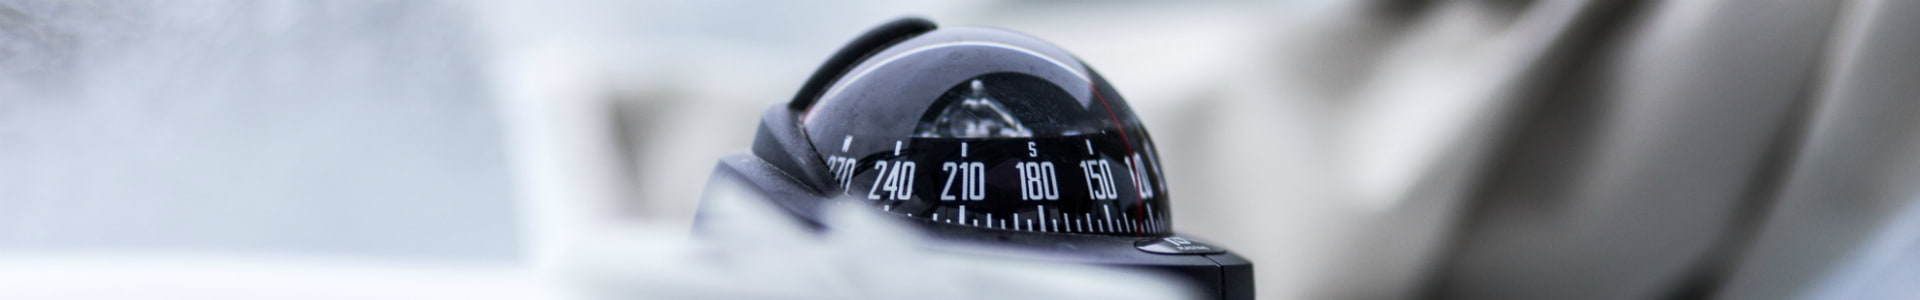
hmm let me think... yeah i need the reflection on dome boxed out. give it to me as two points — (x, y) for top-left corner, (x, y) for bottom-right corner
(916, 79), (1034, 138)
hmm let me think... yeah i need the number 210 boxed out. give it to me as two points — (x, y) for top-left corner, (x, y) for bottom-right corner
(941, 162), (985, 201)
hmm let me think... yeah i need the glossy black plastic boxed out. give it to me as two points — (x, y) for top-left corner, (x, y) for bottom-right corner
(799, 26), (1171, 237)
(698, 17), (1253, 299)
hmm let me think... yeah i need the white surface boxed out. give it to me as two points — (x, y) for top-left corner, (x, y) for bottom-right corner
(0, 253), (541, 300)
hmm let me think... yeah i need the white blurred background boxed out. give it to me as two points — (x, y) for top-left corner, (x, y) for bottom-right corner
(0, 0), (1375, 298)
(5, 0), (1918, 299)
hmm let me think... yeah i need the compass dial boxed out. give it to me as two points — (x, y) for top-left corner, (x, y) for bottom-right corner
(801, 29), (1170, 236)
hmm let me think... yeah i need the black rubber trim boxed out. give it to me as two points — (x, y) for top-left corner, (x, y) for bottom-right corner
(787, 17), (938, 110)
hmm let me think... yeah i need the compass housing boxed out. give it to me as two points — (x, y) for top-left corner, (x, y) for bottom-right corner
(698, 18), (1252, 299)
(800, 26), (1171, 237)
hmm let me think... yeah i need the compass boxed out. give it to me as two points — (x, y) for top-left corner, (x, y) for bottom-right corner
(698, 17), (1253, 299)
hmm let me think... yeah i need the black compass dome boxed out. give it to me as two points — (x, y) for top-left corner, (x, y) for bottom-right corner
(798, 25), (1172, 237)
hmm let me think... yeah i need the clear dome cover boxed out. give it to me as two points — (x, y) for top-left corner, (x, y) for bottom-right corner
(799, 29), (1171, 236)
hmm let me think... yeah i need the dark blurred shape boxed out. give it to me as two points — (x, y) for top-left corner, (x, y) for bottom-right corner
(1356, 0), (1920, 298)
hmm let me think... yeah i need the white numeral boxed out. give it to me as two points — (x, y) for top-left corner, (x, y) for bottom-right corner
(868, 160), (915, 200)
(1130, 153), (1154, 198)
(826, 155), (857, 190)
(1080, 159), (1118, 200)
(941, 161), (985, 201)
(1017, 162), (1060, 200)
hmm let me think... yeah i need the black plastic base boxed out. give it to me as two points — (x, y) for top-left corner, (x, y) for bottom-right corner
(699, 148), (1253, 299)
